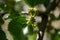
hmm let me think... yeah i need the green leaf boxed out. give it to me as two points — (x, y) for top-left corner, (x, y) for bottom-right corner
(8, 13), (27, 40)
(52, 33), (60, 40)
(0, 4), (4, 10)
(44, 0), (50, 8)
(5, 0), (15, 9)
(0, 30), (7, 40)
(57, 15), (60, 20)
(28, 23), (34, 34)
(28, 33), (37, 40)
(4, 0), (15, 12)
(23, 0), (45, 7)
(0, 16), (4, 26)
(51, 29), (60, 40)
(0, 15), (4, 29)
(0, 0), (5, 10)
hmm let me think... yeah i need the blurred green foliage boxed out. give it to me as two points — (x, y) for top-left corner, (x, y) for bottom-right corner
(0, 0), (60, 40)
